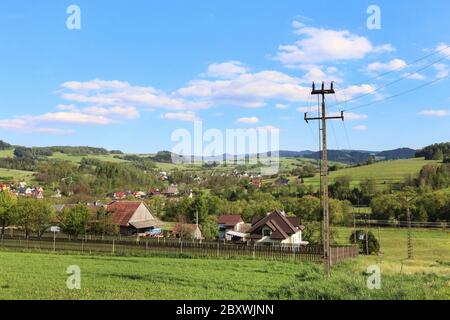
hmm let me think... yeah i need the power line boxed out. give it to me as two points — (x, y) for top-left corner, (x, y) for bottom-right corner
(345, 74), (449, 112)
(347, 44), (450, 87)
(330, 52), (450, 109)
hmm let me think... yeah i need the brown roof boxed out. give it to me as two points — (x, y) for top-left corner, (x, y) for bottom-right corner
(107, 201), (142, 227)
(248, 210), (304, 241)
(218, 215), (244, 227)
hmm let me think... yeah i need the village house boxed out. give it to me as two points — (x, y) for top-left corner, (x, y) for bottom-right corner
(247, 210), (307, 246)
(163, 184), (179, 197)
(250, 179), (262, 188)
(106, 201), (162, 236)
(148, 188), (161, 197)
(171, 223), (203, 240)
(218, 215), (247, 241)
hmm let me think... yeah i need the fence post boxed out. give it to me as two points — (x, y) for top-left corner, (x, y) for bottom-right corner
(53, 232), (56, 253)
(253, 244), (256, 259)
(180, 240), (183, 254)
(26, 235), (29, 249)
(81, 238), (84, 253)
(217, 242), (219, 257)
(112, 239), (115, 254)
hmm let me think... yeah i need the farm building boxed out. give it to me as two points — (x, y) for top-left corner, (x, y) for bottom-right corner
(217, 215), (247, 241)
(171, 223), (203, 240)
(248, 210), (307, 246)
(106, 201), (162, 236)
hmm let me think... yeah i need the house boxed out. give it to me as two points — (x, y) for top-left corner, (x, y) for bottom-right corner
(250, 179), (262, 188)
(218, 215), (245, 241)
(112, 191), (127, 200)
(0, 184), (11, 191)
(247, 210), (307, 246)
(171, 223), (203, 240)
(148, 188), (161, 196)
(163, 184), (179, 197)
(106, 201), (162, 236)
(132, 191), (147, 199)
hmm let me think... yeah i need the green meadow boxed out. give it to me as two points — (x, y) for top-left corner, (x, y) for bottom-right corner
(0, 227), (448, 300)
(302, 158), (439, 189)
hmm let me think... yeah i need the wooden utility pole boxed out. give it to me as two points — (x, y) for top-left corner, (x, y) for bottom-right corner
(305, 82), (344, 276)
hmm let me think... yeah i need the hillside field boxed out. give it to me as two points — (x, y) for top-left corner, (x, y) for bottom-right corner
(302, 158), (440, 189)
(0, 168), (35, 183)
(0, 227), (448, 300)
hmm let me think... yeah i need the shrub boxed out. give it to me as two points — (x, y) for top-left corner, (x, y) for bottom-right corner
(349, 230), (380, 255)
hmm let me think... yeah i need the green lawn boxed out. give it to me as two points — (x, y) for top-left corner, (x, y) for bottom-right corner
(334, 227), (450, 276)
(0, 149), (14, 158)
(0, 168), (35, 183)
(0, 227), (448, 300)
(302, 158), (440, 189)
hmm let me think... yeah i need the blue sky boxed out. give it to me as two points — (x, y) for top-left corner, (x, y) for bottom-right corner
(0, 0), (449, 153)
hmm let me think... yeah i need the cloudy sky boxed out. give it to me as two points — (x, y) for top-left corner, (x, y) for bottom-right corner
(0, 0), (449, 153)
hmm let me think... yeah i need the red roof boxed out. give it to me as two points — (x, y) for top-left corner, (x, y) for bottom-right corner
(107, 201), (142, 227)
(248, 210), (304, 241)
(218, 215), (244, 227)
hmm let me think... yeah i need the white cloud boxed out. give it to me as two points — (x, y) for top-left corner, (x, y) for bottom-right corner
(275, 103), (289, 109)
(336, 84), (376, 102)
(161, 111), (199, 122)
(418, 109), (449, 117)
(206, 61), (249, 79)
(60, 79), (208, 111)
(352, 125), (368, 131)
(178, 70), (311, 107)
(403, 72), (426, 81)
(236, 117), (260, 124)
(434, 63), (449, 79)
(83, 106), (140, 119)
(275, 22), (393, 68)
(436, 43), (450, 57)
(366, 59), (407, 73)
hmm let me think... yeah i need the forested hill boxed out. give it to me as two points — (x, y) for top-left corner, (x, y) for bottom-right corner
(416, 143), (450, 161)
(300, 148), (416, 165)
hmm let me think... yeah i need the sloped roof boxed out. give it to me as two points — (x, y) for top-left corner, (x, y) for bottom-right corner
(218, 215), (244, 227)
(248, 210), (304, 241)
(107, 201), (142, 227)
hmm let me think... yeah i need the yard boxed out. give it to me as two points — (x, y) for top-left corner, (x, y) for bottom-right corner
(0, 227), (448, 300)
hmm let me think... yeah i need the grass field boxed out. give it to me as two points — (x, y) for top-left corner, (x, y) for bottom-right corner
(302, 158), (440, 189)
(0, 149), (14, 158)
(0, 227), (448, 300)
(0, 168), (35, 183)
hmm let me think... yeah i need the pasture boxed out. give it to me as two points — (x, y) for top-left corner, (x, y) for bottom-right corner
(0, 168), (35, 183)
(0, 227), (448, 300)
(302, 158), (439, 189)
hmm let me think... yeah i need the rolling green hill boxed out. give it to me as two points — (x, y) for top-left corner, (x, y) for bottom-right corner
(301, 158), (440, 189)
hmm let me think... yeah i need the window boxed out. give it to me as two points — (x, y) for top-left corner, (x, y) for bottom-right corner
(262, 227), (271, 237)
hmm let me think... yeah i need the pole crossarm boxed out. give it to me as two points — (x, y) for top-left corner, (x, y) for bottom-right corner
(304, 111), (344, 123)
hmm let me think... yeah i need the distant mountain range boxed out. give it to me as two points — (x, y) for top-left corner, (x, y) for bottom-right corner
(0, 139), (418, 166)
(189, 148), (417, 165)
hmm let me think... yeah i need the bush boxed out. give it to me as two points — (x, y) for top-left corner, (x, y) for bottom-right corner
(349, 230), (380, 255)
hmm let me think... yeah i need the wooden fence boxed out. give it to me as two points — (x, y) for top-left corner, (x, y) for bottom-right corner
(0, 235), (358, 264)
